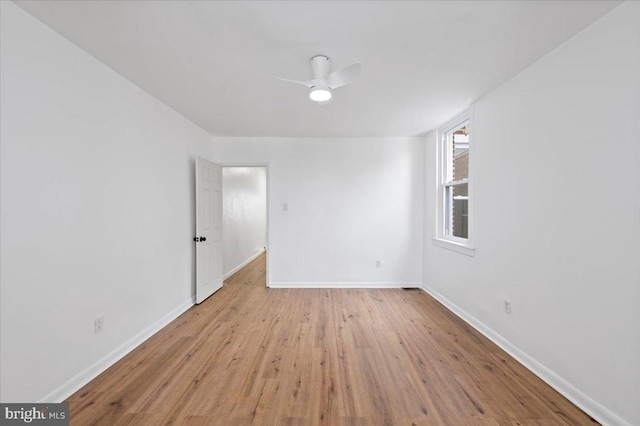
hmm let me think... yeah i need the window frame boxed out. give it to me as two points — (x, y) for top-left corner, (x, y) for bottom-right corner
(433, 110), (475, 256)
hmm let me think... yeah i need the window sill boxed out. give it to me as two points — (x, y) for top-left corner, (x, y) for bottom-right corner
(432, 237), (475, 257)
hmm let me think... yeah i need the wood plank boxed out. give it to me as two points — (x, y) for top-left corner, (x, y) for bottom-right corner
(66, 252), (598, 425)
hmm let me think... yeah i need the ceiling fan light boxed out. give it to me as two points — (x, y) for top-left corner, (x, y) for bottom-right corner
(309, 86), (332, 102)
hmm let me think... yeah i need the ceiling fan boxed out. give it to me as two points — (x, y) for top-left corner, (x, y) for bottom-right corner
(278, 55), (361, 104)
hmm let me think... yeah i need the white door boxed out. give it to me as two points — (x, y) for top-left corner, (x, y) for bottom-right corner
(195, 157), (223, 304)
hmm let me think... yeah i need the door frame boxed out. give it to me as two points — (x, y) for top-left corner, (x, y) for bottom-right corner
(221, 163), (271, 288)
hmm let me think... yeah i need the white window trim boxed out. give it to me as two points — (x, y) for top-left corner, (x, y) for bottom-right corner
(433, 109), (475, 256)
(432, 236), (475, 256)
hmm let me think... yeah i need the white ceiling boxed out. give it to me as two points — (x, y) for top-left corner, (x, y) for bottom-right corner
(15, 0), (621, 137)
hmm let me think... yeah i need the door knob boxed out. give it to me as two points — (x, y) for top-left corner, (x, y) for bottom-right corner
(200, 236), (207, 242)
(193, 237), (198, 242)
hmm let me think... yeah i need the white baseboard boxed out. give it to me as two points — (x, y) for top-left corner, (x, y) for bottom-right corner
(224, 248), (265, 280)
(38, 297), (194, 403)
(420, 282), (631, 426)
(269, 281), (422, 289)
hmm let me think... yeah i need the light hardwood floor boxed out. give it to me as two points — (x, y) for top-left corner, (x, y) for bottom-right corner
(67, 253), (597, 425)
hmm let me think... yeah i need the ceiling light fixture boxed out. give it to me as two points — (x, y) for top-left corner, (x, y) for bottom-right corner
(277, 55), (360, 105)
(309, 86), (332, 102)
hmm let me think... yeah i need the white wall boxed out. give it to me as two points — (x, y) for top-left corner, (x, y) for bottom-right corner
(0, 2), (217, 402)
(214, 137), (424, 287)
(222, 167), (267, 278)
(422, 2), (640, 425)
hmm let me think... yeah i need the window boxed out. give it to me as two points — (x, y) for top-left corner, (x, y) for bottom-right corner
(434, 112), (474, 255)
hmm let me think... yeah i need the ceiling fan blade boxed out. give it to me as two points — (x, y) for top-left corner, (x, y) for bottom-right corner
(326, 63), (361, 89)
(276, 77), (315, 88)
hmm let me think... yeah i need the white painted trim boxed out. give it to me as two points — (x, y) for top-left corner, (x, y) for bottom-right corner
(38, 298), (194, 403)
(432, 237), (475, 256)
(443, 178), (469, 187)
(420, 282), (631, 426)
(269, 282), (423, 289)
(224, 248), (265, 280)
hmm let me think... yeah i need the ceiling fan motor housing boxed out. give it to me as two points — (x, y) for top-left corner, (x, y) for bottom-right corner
(310, 55), (331, 80)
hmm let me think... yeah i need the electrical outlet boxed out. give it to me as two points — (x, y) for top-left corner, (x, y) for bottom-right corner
(282, 203), (288, 212)
(375, 260), (382, 268)
(503, 300), (512, 315)
(94, 316), (104, 333)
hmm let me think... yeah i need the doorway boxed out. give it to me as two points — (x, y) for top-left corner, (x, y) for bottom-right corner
(222, 166), (269, 287)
